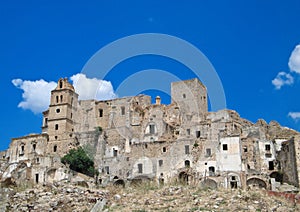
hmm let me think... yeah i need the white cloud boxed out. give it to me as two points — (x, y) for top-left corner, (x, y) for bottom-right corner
(12, 79), (57, 114)
(13, 73), (117, 114)
(70, 73), (117, 100)
(271, 71), (294, 90)
(288, 44), (300, 73)
(288, 112), (300, 121)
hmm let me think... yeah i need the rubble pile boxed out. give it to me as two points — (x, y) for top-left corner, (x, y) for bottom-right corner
(1, 182), (108, 212)
(1, 182), (299, 211)
(106, 185), (300, 211)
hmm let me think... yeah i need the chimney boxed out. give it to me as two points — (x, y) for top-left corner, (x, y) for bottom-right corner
(155, 96), (161, 105)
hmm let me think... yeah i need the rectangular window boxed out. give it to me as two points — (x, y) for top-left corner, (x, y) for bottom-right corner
(186, 129), (190, 135)
(208, 166), (215, 176)
(265, 153), (272, 158)
(185, 145), (190, 154)
(149, 124), (155, 134)
(35, 174), (39, 184)
(19, 145), (25, 156)
(105, 166), (110, 174)
(121, 106), (125, 115)
(55, 124), (58, 130)
(206, 148), (211, 157)
(269, 161), (274, 170)
(196, 131), (201, 138)
(159, 160), (163, 167)
(162, 147), (167, 152)
(265, 144), (271, 151)
(222, 144), (228, 151)
(99, 109), (103, 117)
(138, 163), (143, 173)
(113, 149), (118, 157)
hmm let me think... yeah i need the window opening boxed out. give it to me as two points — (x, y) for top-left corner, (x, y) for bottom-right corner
(196, 131), (201, 138)
(138, 163), (143, 173)
(121, 106), (125, 115)
(113, 149), (118, 157)
(206, 148), (211, 157)
(187, 129), (190, 135)
(35, 174), (39, 183)
(208, 166), (215, 176)
(104, 166), (109, 174)
(185, 145), (190, 154)
(149, 124), (155, 134)
(99, 109), (103, 117)
(269, 161), (274, 170)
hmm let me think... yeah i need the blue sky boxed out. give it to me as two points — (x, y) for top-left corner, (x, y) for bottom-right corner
(1, 1), (300, 150)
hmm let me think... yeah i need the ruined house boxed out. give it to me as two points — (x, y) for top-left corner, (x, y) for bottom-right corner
(1, 77), (300, 190)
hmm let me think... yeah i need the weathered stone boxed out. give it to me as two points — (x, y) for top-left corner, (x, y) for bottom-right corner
(2, 77), (300, 210)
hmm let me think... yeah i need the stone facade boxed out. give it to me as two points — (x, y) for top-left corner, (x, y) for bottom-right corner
(1, 77), (300, 191)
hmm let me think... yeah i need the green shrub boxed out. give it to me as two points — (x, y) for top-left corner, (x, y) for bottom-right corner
(61, 147), (97, 177)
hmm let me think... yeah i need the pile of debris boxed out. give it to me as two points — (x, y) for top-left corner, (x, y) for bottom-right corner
(1, 182), (299, 211)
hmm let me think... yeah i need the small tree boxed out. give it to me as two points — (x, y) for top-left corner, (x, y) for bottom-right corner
(61, 147), (97, 177)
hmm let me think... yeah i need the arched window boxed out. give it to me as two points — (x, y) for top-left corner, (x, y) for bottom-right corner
(208, 166), (215, 176)
(59, 80), (63, 88)
(32, 143), (36, 151)
(53, 145), (57, 152)
(185, 160), (190, 167)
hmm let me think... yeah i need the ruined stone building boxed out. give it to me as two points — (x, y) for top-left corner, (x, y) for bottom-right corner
(1, 77), (300, 191)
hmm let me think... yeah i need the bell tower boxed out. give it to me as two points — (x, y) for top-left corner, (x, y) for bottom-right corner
(44, 78), (78, 155)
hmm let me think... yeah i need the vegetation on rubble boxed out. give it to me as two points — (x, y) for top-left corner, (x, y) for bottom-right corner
(61, 147), (98, 177)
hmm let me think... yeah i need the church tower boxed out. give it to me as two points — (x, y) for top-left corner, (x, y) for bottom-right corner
(43, 78), (78, 155)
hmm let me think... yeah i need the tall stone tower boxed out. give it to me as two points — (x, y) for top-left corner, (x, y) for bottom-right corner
(42, 78), (79, 155)
(171, 78), (208, 121)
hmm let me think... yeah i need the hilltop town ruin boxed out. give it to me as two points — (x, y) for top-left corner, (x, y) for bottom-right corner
(1, 77), (300, 191)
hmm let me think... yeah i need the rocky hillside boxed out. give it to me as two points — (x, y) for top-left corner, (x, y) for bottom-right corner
(1, 182), (300, 211)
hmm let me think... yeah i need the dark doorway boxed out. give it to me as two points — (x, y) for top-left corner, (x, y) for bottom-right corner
(35, 174), (39, 183)
(208, 166), (215, 176)
(179, 171), (189, 184)
(185, 160), (190, 167)
(114, 179), (125, 188)
(269, 161), (274, 170)
(230, 176), (238, 189)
